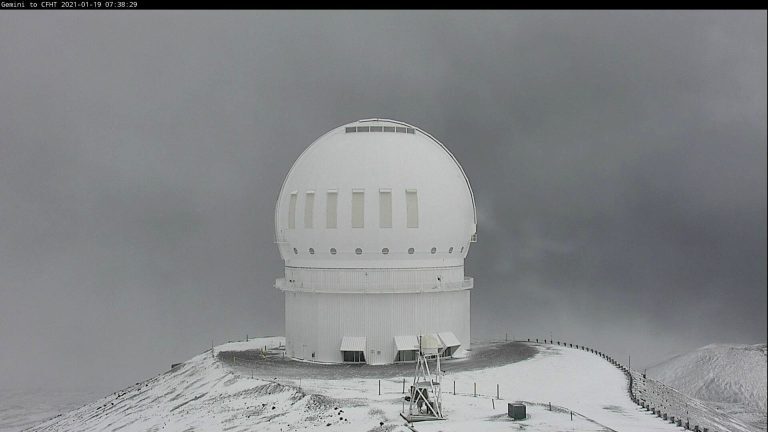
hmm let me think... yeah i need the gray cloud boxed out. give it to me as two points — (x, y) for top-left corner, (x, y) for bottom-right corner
(0, 11), (765, 391)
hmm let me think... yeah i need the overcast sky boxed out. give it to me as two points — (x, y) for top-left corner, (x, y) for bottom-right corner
(0, 11), (765, 393)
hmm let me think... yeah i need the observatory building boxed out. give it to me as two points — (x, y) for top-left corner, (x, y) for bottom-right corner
(274, 119), (476, 364)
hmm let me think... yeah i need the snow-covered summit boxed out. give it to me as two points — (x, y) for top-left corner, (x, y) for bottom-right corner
(27, 337), (684, 432)
(647, 343), (767, 430)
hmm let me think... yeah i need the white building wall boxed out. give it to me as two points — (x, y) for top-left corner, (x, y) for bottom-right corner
(281, 266), (467, 293)
(284, 289), (470, 364)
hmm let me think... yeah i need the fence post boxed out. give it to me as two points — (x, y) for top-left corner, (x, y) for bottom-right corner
(402, 378), (405, 394)
(378, 380), (381, 396)
(454, 380), (456, 395)
(548, 402), (551, 411)
(492, 399), (495, 409)
(474, 382), (476, 397)
(496, 383), (499, 399)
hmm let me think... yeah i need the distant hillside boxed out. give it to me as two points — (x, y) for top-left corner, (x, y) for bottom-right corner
(647, 343), (767, 431)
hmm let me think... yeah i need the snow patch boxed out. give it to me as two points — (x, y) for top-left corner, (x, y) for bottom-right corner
(647, 343), (767, 430)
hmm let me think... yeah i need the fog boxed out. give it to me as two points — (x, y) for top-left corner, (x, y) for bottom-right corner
(0, 11), (765, 393)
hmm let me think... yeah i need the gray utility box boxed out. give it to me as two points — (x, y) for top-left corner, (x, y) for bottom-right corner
(508, 403), (526, 420)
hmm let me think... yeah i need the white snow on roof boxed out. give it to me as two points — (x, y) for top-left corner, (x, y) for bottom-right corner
(393, 335), (419, 351)
(339, 336), (366, 352)
(438, 331), (461, 349)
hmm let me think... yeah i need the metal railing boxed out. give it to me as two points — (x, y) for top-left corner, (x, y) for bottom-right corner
(521, 338), (757, 432)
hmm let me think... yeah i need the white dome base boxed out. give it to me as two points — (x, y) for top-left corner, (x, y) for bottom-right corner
(284, 289), (470, 365)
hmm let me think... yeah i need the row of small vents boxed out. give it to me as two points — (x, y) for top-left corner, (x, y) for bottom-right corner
(345, 125), (416, 134)
(292, 246), (465, 256)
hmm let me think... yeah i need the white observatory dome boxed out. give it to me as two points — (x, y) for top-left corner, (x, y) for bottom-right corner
(275, 119), (476, 269)
(275, 119), (476, 364)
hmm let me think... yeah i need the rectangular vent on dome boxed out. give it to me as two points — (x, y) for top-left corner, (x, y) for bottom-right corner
(406, 189), (418, 228)
(356, 126), (370, 132)
(383, 126), (396, 132)
(304, 191), (315, 228)
(326, 190), (338, 229)
(351, 190), (365, 228)
(379, 189), (392, 228)
(406, 128), (415, 134)
(370, 126), (383, 132)
(288, 192), (297, 229)
(345, 127), (356, 133)
(396, 127), (407, 133)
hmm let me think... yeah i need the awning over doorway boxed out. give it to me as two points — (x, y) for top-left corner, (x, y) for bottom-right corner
(340, 336), (366, 352)
(438, 331), (461, 349)
(394, 335), (419, 352)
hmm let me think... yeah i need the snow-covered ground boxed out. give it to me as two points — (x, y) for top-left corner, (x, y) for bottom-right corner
(0, 389), (107, 432)
(25, 337), (684, 432)
(647, 343), (767, 431)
